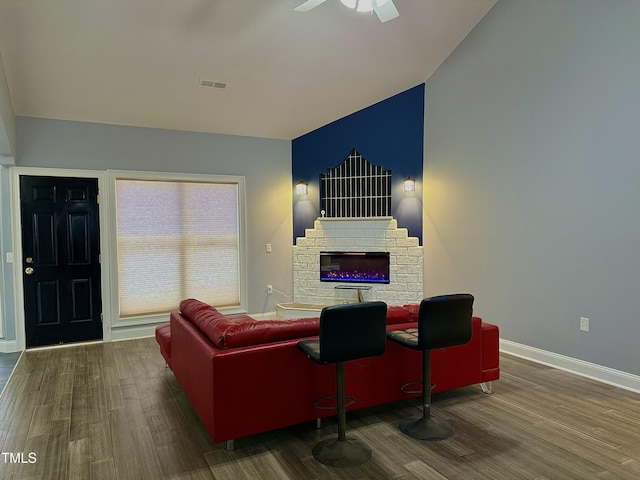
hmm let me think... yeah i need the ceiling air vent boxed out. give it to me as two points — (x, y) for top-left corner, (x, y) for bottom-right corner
(198, 79), (228, 90)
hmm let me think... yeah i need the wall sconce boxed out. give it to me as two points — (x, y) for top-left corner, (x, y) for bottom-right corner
(295, 180), (308, 196)
(403, 176), (415, 192)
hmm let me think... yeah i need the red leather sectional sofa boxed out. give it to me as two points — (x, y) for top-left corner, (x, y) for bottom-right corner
(155, 299), (500, 449)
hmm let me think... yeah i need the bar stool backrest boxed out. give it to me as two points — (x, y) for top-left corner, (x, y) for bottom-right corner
(318, 301), (388, 364)
(418, 294), (474, 350)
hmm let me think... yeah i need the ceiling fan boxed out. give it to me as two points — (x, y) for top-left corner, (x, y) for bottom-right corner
(295, 0), (400, 23)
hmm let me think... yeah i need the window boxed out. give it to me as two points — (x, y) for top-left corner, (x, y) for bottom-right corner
(109, 171), (246, 321)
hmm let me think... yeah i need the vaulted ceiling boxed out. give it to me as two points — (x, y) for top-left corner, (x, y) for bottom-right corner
(0, 0), (497, 140)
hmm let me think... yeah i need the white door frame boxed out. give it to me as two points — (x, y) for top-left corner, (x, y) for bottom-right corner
(10, 167), (112, 350)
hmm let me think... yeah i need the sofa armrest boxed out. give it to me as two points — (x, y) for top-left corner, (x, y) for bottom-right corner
(170, 313), (217, 439)
(155, 322), (171, 367)
(480, 321), (500, 382)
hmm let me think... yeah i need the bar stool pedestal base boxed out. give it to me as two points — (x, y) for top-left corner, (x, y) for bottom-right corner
(399, 416), (454, 441)
(312, 437), (371, 468)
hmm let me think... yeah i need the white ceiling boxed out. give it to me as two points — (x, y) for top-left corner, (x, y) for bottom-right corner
(0, 0), (496, 140)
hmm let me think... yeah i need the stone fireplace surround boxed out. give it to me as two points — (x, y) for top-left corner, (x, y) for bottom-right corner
(293, 217), (423, 305)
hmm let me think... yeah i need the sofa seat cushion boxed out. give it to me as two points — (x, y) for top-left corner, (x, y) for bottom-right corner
(179, 298), (320, 349)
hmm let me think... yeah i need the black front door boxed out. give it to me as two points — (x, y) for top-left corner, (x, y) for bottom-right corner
(20, 175), (103, 347)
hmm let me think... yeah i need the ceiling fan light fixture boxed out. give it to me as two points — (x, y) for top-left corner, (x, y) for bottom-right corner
(357, 0), (374, 12)
(300, 0), (398, 22)
(341, 0), (378, 13)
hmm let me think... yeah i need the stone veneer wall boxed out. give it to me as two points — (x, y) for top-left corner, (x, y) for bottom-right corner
(293, 218), (423, 305)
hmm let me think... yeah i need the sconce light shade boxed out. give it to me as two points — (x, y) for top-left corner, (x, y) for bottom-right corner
(296, 180), (308, 195)
(403, 176), (415, 192)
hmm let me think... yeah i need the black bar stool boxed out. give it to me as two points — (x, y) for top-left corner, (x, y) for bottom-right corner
(298, 301), (387, 468)
(387, 294), (473, 441)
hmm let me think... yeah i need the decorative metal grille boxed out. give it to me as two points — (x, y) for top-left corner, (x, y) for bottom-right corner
(320, 148), (392, 218)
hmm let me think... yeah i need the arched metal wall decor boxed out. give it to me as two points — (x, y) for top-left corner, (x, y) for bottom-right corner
(320, 148), (392, 218)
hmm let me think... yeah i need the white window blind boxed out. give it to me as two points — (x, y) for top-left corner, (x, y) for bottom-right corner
(115, 178), (240, 318)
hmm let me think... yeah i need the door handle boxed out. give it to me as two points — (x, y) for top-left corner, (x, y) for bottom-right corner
(25, 267), (34, 275)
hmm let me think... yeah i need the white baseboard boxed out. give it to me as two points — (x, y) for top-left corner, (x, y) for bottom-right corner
(0, 326), (159, 352)
(500, 339), (640, 394)
(110, 324), (159, 342)
(0, 339), (18, 353)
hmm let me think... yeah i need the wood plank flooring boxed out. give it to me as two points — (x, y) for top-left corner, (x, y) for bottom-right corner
(1, 338), (639, 479)
(0, 352), (21, 395)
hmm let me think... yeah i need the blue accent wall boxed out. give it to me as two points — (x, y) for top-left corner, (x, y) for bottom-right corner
(292, 84), (424, 244)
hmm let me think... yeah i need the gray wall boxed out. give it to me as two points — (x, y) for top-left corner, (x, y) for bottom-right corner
(0, 51), (15, 158)
(423, 0), (640, 375)
(2, 117), (292, 339)
(0, 166), (16, 340)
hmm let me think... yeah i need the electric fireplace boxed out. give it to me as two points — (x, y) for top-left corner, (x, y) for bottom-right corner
(320, 252), (390, 284)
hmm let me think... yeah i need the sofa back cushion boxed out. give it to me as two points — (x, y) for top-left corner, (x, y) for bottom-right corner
(180, 299), (412, 349)
(403, 303), (420, 321)
(179, 298), (247, 347)
(179, 298), (319, 349)
(403, 302), (482, 331)
(386, 305), (411, 325)
(221, 317), (320, 349)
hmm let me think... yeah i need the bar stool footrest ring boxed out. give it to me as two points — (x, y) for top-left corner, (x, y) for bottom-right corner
(313, 394), (356, 411)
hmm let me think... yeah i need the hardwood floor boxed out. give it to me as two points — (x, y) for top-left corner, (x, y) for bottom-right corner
(1, 338), (639, 479)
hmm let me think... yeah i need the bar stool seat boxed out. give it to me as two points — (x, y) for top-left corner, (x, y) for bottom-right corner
(298, 301), (387, 468)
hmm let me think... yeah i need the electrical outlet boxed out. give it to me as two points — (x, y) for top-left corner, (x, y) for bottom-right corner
(266, 243), (272, 253)
(267, 284), (273, 294)
(580, 317), (590, 332)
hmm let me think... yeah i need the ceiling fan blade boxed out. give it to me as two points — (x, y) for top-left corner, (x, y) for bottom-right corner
(373, 0), (399, 22)
(294, 0), (328, 12)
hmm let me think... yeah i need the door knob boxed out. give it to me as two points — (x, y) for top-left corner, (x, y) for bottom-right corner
(25, 267), (34, 275)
